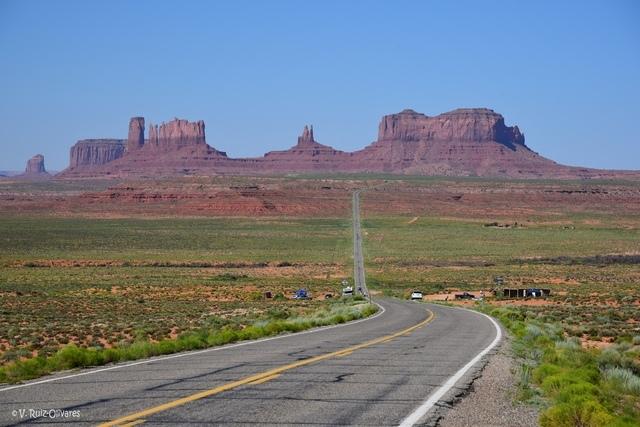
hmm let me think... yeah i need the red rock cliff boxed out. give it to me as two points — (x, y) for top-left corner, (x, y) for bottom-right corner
(69, 139), (126, 169)
(24, 154), (47, 175)
(148, 118), (206, 150)
(127, 117), (145, 152)
(377, 108), (525, 148)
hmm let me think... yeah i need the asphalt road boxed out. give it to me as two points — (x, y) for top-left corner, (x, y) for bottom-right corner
(0, 299), (499, 426)
(352, 190), (369, 298)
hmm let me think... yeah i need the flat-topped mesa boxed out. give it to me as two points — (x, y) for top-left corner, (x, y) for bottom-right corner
(127, 117), (145, 152)
(25, 154), (47, 175)
(148, 118), (206, 150)
(377, 107), (525, 149)
(69, 139), (126, 169)
(297, 125), (315, 145)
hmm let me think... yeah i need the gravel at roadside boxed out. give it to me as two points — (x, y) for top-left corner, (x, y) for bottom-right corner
(436, 338), (540, 427)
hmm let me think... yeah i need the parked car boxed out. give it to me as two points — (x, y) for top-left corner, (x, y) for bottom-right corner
(410, 291), (423, 300)
(455, 292), (475, 300)
(526, 288), (544, 298)
(293, 289), (310, 299)
(342, 286), (354, 297)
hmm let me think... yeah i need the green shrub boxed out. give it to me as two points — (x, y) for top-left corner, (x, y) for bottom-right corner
(598, 348), (622, 369)
(524, 324), (543, 340)
(53, 344), (89, 369)
(2, 357), (48, 382)
(540, 395), (613, 427)
(603, 367), (640, 396)
(477, 304), (639, 425)
(556, 382), (601, 402)
(533, 363), (563, 384)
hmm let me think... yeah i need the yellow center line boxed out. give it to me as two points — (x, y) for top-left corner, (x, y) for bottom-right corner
(246, 373), (280, 385)
(99, 308), (435, 427)
(119, 420), (145, 427)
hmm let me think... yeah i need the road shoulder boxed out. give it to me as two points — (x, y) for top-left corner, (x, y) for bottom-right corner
(434, 335), (540, 427)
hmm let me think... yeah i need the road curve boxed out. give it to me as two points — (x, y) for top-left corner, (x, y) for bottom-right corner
(0, 299), (499, 426)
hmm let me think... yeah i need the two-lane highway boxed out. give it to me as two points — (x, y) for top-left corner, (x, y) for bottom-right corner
(1, 300), (498, 426)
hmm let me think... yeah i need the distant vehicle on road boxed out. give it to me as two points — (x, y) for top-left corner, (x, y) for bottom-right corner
(293, 289), (310, 300)
(455, 292), (475, 300)
(342, 286), (354, 297)
(410, 291), (423, 300)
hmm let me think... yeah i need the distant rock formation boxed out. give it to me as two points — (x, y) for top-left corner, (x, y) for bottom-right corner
(127, 117), (145, 152)
(148, 118), (206, 150)
(60, 117), (227, 176)
(377, 108), (525, 148)
(297, 125), (315, 145)
(69, 139), (126, 170)
(56, 109), (640, 179)
(24, 154), (48, 175)
(258, 125), (351, 172)
(351, 108), (543, 176)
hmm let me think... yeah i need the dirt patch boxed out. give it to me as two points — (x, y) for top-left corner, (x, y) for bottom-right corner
(513, 254), (640, 266)
(581, 335), (615, 350)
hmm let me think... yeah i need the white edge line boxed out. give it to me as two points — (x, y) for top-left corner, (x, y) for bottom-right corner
(398, 305), (502, 427)
(0, 301), (386, 393)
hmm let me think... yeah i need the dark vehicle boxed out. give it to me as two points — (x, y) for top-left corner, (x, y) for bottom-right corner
(455, 292), (475, 300)
(526, 288), (544, 298)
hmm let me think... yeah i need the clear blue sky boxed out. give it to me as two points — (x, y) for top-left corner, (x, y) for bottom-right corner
(1, 0), (638, 171)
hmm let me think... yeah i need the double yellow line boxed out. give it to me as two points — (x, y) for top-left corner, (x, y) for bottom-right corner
(100, 308), (435, 426)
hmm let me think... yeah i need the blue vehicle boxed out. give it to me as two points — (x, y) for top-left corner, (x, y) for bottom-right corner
(293, 289), (310, 299)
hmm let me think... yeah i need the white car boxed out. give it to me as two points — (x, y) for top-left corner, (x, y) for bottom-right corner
(410, 291), (423, 301)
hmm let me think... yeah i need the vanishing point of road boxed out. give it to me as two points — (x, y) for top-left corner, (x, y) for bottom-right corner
(0, 192), (501, 426)
(352, 190), (369, 299)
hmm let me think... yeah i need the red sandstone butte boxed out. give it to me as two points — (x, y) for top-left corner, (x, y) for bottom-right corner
(24, 154), (48, 175)
(147, 118), (206, 150)
(69, 139), (126, 170)
(127, 117), (145, 152)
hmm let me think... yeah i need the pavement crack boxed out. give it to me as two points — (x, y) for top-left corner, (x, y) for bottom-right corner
(144, 362), (249, 392)
(332, 372), (355, 383)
